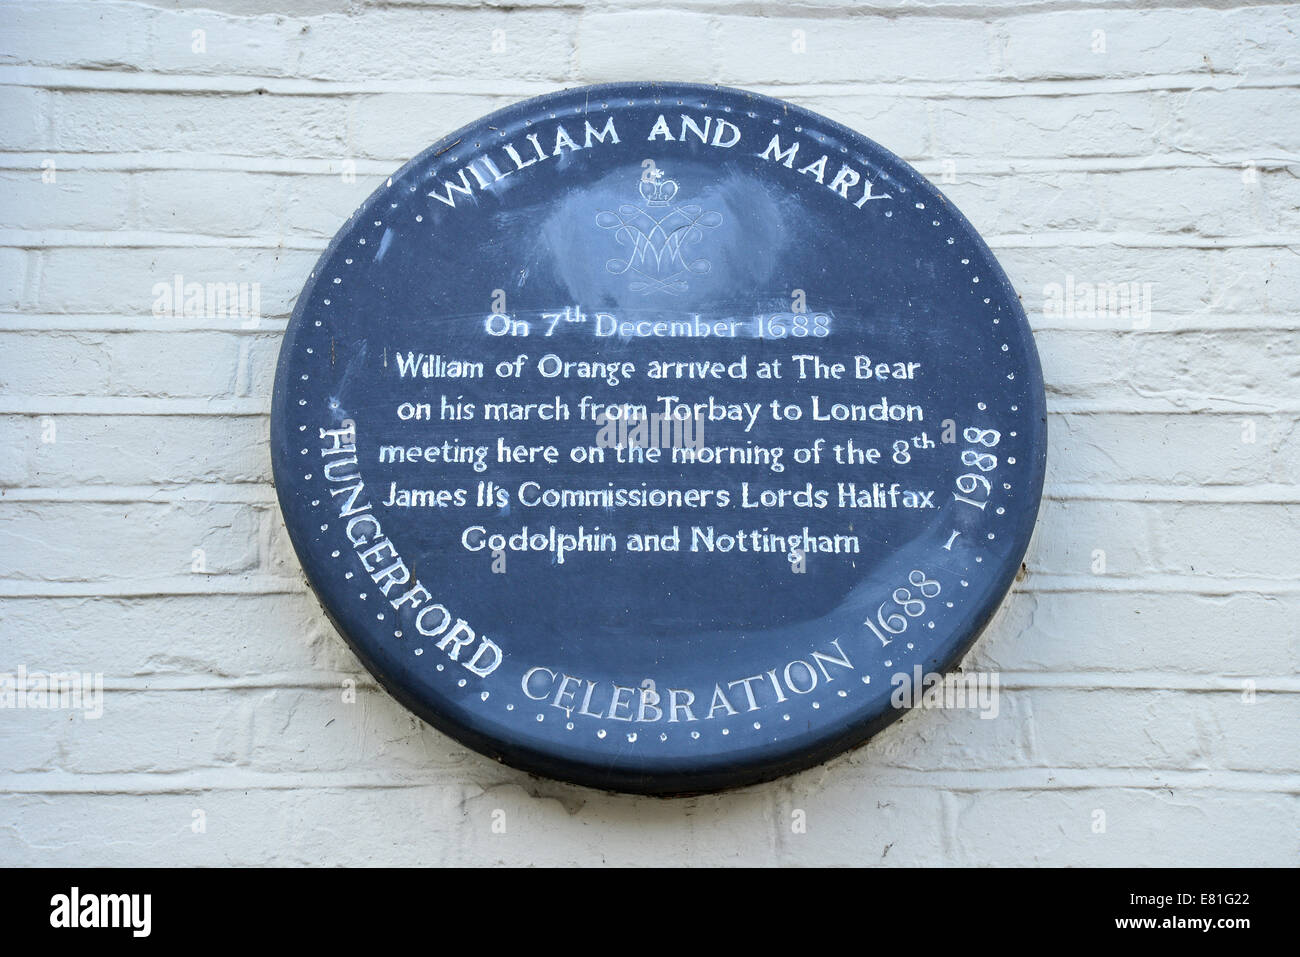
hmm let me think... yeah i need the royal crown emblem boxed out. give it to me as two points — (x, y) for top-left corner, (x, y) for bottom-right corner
(638, 172), (678, 206)
(596, 167), (722, 295)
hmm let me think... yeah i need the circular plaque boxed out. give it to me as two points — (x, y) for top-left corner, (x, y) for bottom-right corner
(271, 82), (1046, 795)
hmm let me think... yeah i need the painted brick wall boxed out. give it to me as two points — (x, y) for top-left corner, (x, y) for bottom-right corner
(0, 0), (1296, 866)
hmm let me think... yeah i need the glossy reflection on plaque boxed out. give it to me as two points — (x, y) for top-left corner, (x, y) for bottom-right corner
(270, 82), (1047, 794)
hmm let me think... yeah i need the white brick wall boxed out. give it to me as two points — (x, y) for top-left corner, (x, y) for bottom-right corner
(1, 0), (1296, 866)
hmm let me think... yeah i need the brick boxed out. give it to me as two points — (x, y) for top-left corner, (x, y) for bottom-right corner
(1026, 688), (1299, 772)
(715, 16), (994, 85)
(0, 2), (576, 82)
(0, 1), (156, 73)
(51, 91), (351, 157)
(1028, 499), (1300, 580)
(0, 501), (265, 581)
(0, 331), (111, 396)
(993, 7), (1298, 80)
(1049, 412), (1300, 488)
(950, 788), (1297, 866)
(0, 331), (248, 398)
(1005, 246), (1299, 318)
(577, 11), (715, 81)
(1037, 330), (1300, 407)
(0, 248), (29, 310)
(1169, 88), (1300, 156)
(778, 774), (952, 865)
(293, 10), (575, 82)
(0, 594), (345, 677)
(281, 172), (375, 237)
(135, 170), (286, 236)
(975, 591), (1300, 675)
(32, 246), (315, 317)
(940, 167), (1300, 238)
(0, 687), (468, 776)
(0, 788), (468, 867)
(457, 782), (784, 866)
(931, 92), (1167, 159)
(0, 414), (271, 486)
(0, 170), (135, 232)
(0, 86), (49, 151)
(864, 688), (1033, 771)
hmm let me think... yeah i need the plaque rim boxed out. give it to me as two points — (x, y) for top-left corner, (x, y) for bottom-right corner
(270, 80), (1048, 796)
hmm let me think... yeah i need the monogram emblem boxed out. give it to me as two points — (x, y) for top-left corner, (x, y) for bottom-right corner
(596, 167), (722, 295)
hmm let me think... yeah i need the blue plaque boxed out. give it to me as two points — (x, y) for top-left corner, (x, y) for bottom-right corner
(271, 82), (1046, 794)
